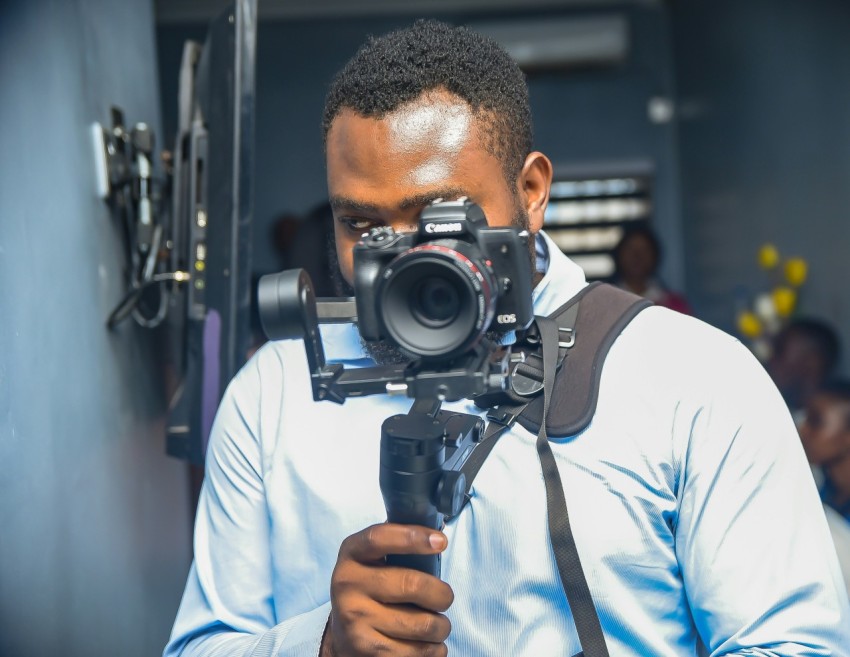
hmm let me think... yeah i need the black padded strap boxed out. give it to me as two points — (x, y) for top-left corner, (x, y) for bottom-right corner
(518, 284), (651, 437)
(536, 316), (609, 657)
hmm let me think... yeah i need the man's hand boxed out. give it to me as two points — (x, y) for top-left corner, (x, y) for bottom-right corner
(321, 523), (454, 657)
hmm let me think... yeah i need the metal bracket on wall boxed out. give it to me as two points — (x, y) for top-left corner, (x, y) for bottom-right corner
(92, 106), (190, 329)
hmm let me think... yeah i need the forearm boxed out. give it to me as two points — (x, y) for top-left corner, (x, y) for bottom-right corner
(715, 644), (849, 657)
(174, 631), (257, 657)
(166, 603), (332, 657)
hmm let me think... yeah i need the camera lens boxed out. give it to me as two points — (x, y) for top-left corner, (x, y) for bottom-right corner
(379, 243), (496, 359)
(411, 277), (460, 328)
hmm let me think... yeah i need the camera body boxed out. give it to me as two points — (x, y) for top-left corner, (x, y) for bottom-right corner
(353, 198), (534, 360)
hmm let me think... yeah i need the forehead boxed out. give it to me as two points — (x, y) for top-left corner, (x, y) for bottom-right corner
(325, 93), (510, 207)
(775, 330), (817, 357)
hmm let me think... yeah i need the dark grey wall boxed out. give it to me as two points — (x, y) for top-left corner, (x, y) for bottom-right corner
(527, 5), (682, 287)
(673, 0), (850, 370)
(157, 3), (684, 287)
(0, 1), (193, 656)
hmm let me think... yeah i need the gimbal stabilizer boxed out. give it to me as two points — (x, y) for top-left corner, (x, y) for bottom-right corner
(258, 269), (511, 577)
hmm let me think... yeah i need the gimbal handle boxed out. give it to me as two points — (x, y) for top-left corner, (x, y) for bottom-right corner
(380, 399), (481, 578)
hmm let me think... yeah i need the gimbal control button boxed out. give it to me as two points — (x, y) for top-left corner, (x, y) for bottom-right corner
(436, 471), (467, 517)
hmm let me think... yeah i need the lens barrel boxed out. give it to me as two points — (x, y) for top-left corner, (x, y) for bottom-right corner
(379, 242), (496, 359)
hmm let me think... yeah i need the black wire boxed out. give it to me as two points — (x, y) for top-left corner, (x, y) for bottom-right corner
(106, 272), (189, 330)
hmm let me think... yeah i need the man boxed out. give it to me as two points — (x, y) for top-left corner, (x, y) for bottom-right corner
(768, 318), (841, 421)
(801, 380), (850, 517)
(610, 223), (692, 315)
(165, 20), (850, 656)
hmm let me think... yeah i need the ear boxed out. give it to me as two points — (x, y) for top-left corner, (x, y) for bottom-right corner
(517, 152), (553, 234)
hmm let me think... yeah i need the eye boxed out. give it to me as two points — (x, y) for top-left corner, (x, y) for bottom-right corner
(339, 217), (380, 234)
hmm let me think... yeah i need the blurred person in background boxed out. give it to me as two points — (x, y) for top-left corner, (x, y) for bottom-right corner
(249, 203), (338, 359)
(291, 201), (338, 297)
(799, 379), (850, 596)
(270, 205), (337, 297)
(769, 318), (841, 420)
(610, 223), (691, 314)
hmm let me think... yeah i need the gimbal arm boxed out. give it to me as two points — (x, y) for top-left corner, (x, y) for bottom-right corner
(258, 268), (512, 404)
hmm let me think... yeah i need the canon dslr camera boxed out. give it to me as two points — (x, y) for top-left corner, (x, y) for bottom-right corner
(353, 198), (534, 360)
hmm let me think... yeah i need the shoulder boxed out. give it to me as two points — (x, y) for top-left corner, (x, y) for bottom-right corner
(596, 305), (792, 458)
(210, 338), (310, 447)
(217, 339), (302, 410)
(822, 505), (850, 596)
(606, 305), (760, 394)
(253, 336), (306, 373)
(825, 505), (850, 546)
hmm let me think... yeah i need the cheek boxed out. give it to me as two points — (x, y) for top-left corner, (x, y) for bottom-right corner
(799, 422), (825, 450)
(478, 199), (518, 229)
(799, 430), (819, 457)
(340, 251), (354, 284)
(809, 434), (843, 463)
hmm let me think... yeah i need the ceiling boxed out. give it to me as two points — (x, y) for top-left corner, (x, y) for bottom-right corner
(155, 0), (656, 24)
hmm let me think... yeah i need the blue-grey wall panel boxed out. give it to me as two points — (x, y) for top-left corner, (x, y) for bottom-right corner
(0, 1), (193, 655)
(673, 0), (850, 372)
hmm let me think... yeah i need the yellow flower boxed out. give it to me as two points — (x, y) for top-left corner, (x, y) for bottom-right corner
(784, 258), (807, 287)
(737, 311), (763, 338)
(772, 286), (797, 317)
(758, 244), (780, 270)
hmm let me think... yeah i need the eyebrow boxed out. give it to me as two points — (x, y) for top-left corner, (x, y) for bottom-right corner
(330, 187), (470, 215)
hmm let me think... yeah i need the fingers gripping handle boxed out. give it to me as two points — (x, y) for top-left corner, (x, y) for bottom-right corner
(379, 410), (466, 578)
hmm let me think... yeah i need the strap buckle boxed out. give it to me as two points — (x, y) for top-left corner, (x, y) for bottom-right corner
(485, 403), (527, 428)
(558, 327), (576, 349)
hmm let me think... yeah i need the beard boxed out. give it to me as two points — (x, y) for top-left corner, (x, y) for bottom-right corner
(326, 203), (532, 366)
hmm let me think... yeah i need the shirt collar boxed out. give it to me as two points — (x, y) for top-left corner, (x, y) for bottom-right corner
(319, 230), (588, 363)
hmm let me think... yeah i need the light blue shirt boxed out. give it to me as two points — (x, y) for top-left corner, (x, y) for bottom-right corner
(165, 232), (850, 656)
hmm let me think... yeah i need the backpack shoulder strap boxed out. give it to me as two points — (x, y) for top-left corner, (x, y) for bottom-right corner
(458, 282), (650, 506)
(517, 282), (651, 437)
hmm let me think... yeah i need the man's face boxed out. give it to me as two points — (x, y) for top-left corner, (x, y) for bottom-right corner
(799, 393), (850, 466)
(768, 332), (826, 402)
(325, 90), (546, 291)
(618, 234), (657, 283)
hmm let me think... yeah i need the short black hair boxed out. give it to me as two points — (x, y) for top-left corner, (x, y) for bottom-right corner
(322, 19), (533, 183)
(776, 318), (842, 374)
